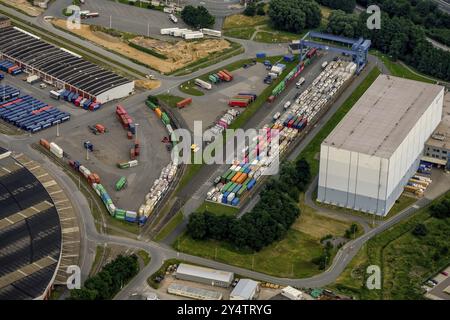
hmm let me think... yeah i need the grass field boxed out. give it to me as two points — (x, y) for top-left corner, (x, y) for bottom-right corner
(372, 51), (437, 84)
(196, 201), (239, 216)
(174, 230), (325, 278)
(296, 67), (382, 176)
(156, 94), (185, 108)
(331, 191), (450, 300)
(137, 250), (151, 266)
(223, 27), (257, 40)
(174, 195), (360, 278)
(155, 211), (184, 242)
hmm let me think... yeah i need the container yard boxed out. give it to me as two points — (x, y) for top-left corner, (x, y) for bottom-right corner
(0, 85), (70, 132)
(206, 59), (358, 207)
(178, 63), (268, 132)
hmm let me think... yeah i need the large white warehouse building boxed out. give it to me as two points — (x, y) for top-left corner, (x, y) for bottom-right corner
(317, 75), (444, 216)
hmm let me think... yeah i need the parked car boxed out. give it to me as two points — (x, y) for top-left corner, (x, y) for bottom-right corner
(441, 271), (448, 276)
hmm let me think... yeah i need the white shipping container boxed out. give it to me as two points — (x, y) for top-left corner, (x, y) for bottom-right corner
(194, 78), (212, 90)
(161, 27), (179, 35)
(183, 32), (204, 40)
(129, 160), (138, 167)
(201, 28), (222, 37)
(49, 142), (63, 158)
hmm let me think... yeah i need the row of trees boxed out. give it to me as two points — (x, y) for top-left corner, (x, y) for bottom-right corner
(181, 5), (215, 29)
(69, 255), (139, 300)
(268, 0), (322, 33)
(356, 0), (450, 46)
(317, 0), (356, 13)
(187, 158), (312, 251)
(325, 10), (450, 81)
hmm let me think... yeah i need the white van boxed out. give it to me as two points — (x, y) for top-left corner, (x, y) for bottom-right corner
(283, 101), (291, 110)
(296, 77), (305, 88)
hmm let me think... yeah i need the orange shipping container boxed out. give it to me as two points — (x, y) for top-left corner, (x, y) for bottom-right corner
(39, 139), (50, 149)
(155, 108), (162, 118)
(236, 173), (247, 184)
(232, 171), (242, 183)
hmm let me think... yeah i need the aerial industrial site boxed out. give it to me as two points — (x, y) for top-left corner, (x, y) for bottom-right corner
(0, 0), (449, 306)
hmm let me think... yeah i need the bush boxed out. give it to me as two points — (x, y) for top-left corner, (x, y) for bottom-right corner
(181, 5), (215, 29)
(244, 3), (257, 16)
(69, 254), (139, 300)
(412, 223), (428, 237)
(128, 42), (168, 60)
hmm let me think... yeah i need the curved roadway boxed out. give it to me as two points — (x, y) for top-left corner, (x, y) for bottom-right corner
(0, 0), (440, 299)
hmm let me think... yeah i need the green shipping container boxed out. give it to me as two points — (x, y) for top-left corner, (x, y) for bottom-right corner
(118, 162), (130, 169)
(115, 177), (127, 191)
(146, 100), (158, 110)
(222, 169), (232, 181)
(226, 171), (235, 181)
(223, 182), (233, 193)
(237, 187), (246, 196)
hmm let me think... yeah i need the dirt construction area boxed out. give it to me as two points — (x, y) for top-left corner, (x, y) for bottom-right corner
(51, 101), (171, 211)
(52, 19), (231, 74)
(176, 63), (269, 132)
(0, 0), (44, 16)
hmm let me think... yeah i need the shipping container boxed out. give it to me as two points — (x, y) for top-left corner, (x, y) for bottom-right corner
(115, 176), (127, 191)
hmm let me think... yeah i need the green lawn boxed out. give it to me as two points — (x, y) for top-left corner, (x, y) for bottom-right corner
(137, 250), (151, 266)
(254, 26), (305, 43)
(331, 191), (450, 300)
(156, 94), (185, 108)
(155, 211), (184, 242)
(296, 67), (382, 176)
(372, 51), (436, 84)
(223, 28), (256, 40)
(196, 201), (239, 216)
(176, 163), (203, 192)
(174, 230), (325, 278)
(147, 258), (182, 289)
(178, 83), (205, 96)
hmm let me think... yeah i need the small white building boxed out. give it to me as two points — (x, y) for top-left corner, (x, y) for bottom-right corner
(230, 279), (259, 300)
(281, 286), (303, 300)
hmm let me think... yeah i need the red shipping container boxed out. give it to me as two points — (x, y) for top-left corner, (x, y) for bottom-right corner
(127, 131), (133, 139)
(228, 100), (248, 107)
(176, 97), (192, 108)
(222, 69), (233, 79)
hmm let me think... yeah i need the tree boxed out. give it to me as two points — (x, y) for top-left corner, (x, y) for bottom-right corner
(326, 10), (360, 38)
(268, 0), (321, 33)
(317, 0), (356, 14)
(430, 197), (450, 219)
(181, 5), (215, 29)
(244, 3), (257, 16)
(412, 223), (428, 237)
(256, 3), (266, 16)
(187, 212), (208, 239)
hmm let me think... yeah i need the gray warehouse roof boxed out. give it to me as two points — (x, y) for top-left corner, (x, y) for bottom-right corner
(0, 26), (130, 97)
(322, 75), (444, 158)
(230, 279), (258, 299)
(176, 263), (234, 283)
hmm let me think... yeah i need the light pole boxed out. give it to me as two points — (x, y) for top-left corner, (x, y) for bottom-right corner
(56, 122), (60, 137)
(109, 15), (112, 29)
(135, 123), (139, 142)
(86, 147), (89, 160)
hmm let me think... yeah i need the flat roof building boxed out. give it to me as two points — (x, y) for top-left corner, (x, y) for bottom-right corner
(318, 75), (444, 215)
(424, 92), (450, 169)
(230, 279), (259, 300)
(175, 263), (234, 288)
(0, 26), (134, 103)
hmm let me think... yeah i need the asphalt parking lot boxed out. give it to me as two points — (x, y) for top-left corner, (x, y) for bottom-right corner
(50, 99), (171, 211)
(175, 62), (269, 133)
(47, 0), (188, 37)
(425, 265), (450, 300)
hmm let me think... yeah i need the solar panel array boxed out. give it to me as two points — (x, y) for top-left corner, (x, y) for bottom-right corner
(0, 157), (61, 300)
